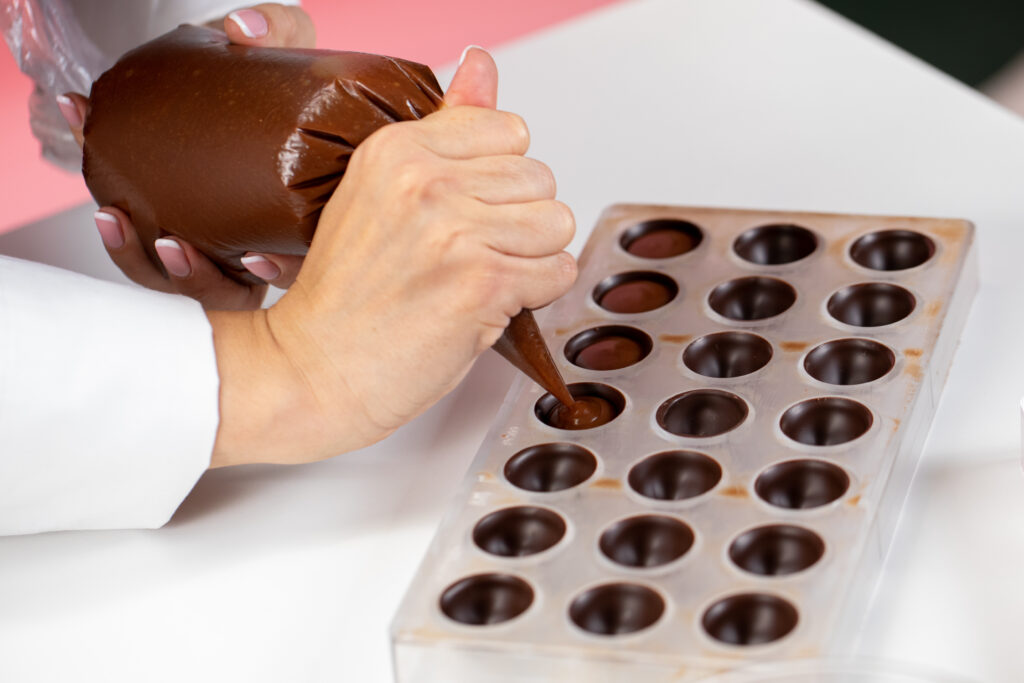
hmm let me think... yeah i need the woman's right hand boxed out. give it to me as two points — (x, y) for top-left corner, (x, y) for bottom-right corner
(208, 47), (578, 466)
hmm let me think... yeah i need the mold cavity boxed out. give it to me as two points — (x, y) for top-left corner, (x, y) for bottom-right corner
(656, 390), (748, 438)
(804, 338), (895, 385)
(754, 459), (850, 509)
(702, 593), (799, 645)
(568, 583), (665, 636)
(627, 450), (723, 501)
(733, 224), (817, 265)
(728, 525), (825, 576)
(683, 332), (773, 378)
(504, 443), (597, 492)
(535, 382), (626, 430)
(565, 325), (653, 371)
(599, 515), (695, 568)
(620, 219), (703, 259)
(779, 397), (873, 446)
(594, 271), (679, 314)
(708, 277), (796, 321)
(472, 506), (566, 557)
(850, 230), (935, 271)
(827, 282), (916, 327)
(439, 573), (534, 626)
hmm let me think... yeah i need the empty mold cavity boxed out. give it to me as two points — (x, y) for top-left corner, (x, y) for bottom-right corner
(504, 443), (597, 493)
(568, 583), (665, 636)
(754, 459), (850, 509)
(850, 230), (935, 271)
(683, 332), (773, 378)
(439, 573), (534, 626)
(599, 515), (695, 568)
(804, 338), (895, 385)
(702, 593), (799, 646)
(728, 525), (826, 576)
(594, 271), (679, 314)
(733, 224), (817, 265)
(620, 218), (703, 259)
(657, 390), (749, 438)
(472, 506), (566, 558)
(827, 282), (916, 327)
(708, 277), (796, 321)
(627, 451), (723, 501)
(535, 382), (626, 430)
(779, 397), (873, 446)
(565, 325), (653, 371)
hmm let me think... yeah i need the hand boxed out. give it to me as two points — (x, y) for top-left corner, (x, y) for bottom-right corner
(56, 4), (314, 310)
(208, 47), (578, 466)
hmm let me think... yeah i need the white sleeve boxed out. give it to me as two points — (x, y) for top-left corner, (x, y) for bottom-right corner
(0, 256), (219, 535)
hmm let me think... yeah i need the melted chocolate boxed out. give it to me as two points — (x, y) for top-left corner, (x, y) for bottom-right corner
(728, 524), (825, 576)
(627, 450), (722, 501)
(569, 583), (665, 636)
(472, 506), (566, 557)
(565, 325), (652, 371)
(535, 382), (626, 430)
(702, 593), (799, 645)
(504, 443), (597, 492)
(594, 272), (678, 314)
(733, 224), (817, 265)
(754, 459), (850, 509)
(494, 310), (575, 407)
(620, 219), (703, 259)
(599, 515), (695, 568)
(804, 338), (895, 385)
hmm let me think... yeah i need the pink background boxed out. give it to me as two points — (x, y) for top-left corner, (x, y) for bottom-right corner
(0, 0), (622, 234)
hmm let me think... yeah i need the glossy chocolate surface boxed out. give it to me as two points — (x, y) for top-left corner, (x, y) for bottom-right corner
(569, 583), (665, 635)
(850, 230), (935, 271)
(728, 524), (825, 576)
(620, 219), (703, 259)
(599, 515), (695, 568)
(472, 506), (566, 557)
(535, 383), (625, 430)
(702, 593), (799, 645)
(83, 25), (443, 284)
(627, 451), (723, 501)
(780, 397), (872, 446)
(594, 271), (679, 314)
(439, 573), (534, 626)
(708, 277), (796, 321)
(733, 224), (817, 265)
(827, 282), (916, 327)
(804, 338), (895, 385)
(755, 459), (850, 509)
(504, 443), (597, 492)
(656, 390), (748, 437)
(564, 325), (653, 371)
(683, 332), (773, 378)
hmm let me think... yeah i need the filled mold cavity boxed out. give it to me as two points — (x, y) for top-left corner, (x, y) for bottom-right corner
(535, 382), (626, 430)
(683, 332), (773, 378)
(733, 224), (817, 265)
(657, 390), (748, 438)
(620, 218), (703, 259)
(804, 338), (896, 385)
(702, 593), (799, 645)
(472, 506), (567, 558)
(754, 459), (850, 509)
(708, 277), (796, 321)
(827, 282), (916, 327)
(504, 443), (597, 492)
(593, 271), (679, 314)
(565, 325), (653, 371)
(568, 583), (665, 636)
(439, 573), (534, 626)
(627, 450), (723, 501)
(849, 229), (935, 271)
(779, 397), (873, 446)
(728, 524), (825, 576)
(598, 515), (695, 568)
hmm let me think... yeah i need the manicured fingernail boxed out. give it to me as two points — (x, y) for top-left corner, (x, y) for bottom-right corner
(228, 9), (268, 38)
(459, 45), (484, 66)
(155, 238), (191, 278)
(241, 254), (281, 281)
(94, 210), (124, 249)
(56, 94), (82, 128)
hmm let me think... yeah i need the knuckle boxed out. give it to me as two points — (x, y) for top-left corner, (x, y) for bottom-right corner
(533, 161), (557, 197)
(501, 112), (530, 151)
(549, 201), (576, 245)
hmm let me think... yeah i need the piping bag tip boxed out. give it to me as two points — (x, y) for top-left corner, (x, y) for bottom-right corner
(492, 309), (574, 408)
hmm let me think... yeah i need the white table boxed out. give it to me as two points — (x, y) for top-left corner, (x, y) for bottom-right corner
(2, 0), (1024, 680)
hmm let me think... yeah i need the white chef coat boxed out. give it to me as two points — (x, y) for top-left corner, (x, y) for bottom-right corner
(0, 256), (220, 535)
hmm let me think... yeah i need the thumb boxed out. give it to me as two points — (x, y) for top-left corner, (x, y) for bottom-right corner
(445, 46), (498, 109)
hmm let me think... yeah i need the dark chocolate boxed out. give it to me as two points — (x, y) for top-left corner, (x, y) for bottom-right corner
(702, 593), (799, 645)
(728, 524), (825, 576)
(535, 383), (625, 430)
(627, 450), (723, 501)
(568, 583), (665, 636)
(599, 515), (695, 568)
(504, 443), (597, 492)
(682, 332), (773, 378)
(779, 397), (872, 446)
(708, 276), (796, 321)
(439, 573), (534, 626)
(827, 282), (916, 327)
(656, 390), (748, 438)
(620, 219), (703, 259)
(593, 271), (678, 314)
(564, 325), (653, 371)
(472, 506), (566, 557)
(804, 338), (895, 385)
(754, 459), (850, 509)
(733, 224), (817, 265)
(83, 25), (443, 284)
(850, 229), (935, 271)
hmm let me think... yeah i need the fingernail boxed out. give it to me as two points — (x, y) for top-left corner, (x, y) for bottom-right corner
(94, 210), (124, 249)
(56, 94), (82, 128)
(228, 9), (269, 38)
(155, 238), (191, 278)
(241, 254), (281, 281)
(459, 45), (484, 66)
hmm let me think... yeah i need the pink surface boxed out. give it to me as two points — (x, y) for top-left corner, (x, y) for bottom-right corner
(0, 0), (623, 234)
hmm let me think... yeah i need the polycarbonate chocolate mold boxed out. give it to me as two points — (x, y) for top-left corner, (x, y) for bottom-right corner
(564, 325), (653, 371)
(620, 218), (703, 259)
(849, 230), (935, 271)
(393, 204), (976, 682)
(534, 382), (626, 430)
(439, 573), (534, 626)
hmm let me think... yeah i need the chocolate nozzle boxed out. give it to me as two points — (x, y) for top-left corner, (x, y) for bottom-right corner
(493, 310), (574, 407)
